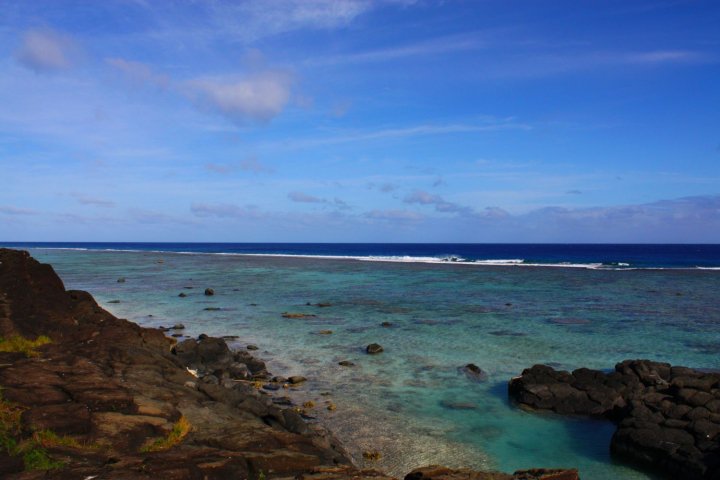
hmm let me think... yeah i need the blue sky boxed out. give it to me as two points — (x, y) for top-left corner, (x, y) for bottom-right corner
(1, 0), (719, 242)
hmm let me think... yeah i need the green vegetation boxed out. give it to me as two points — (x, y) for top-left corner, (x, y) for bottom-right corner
(0, 335), (51, 357)
(0, 393), (68, 471)
(140, 416), (191, 452)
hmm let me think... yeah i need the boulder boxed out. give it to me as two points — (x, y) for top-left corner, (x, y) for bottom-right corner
(366, 343), (384, 354)
(204, 288), (215, 296)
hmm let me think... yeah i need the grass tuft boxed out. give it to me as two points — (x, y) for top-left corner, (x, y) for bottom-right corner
(0, 335), (51, 357)
(1, 393), (79, 470)
(140, 416), (191, 453)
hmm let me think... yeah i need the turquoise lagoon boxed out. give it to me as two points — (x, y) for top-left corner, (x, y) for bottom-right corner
(27, 248), (720, 479)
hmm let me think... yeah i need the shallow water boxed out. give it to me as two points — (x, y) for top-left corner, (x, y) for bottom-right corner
(27, 248), (720, 479)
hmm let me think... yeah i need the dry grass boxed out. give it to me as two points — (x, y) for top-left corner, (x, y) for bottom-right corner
(0, 335), (51, 357)
(140, 416), (191, 453)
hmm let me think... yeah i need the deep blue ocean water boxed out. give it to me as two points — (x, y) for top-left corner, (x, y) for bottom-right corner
(3, 242), (719, 478)
(3, 242), (720, 269)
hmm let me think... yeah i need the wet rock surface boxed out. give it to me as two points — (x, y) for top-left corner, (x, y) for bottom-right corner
(509, 360), (720, 479)
(0, 248), (579, 480)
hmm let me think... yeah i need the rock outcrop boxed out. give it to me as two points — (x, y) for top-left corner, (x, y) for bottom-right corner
(509, 360), (720, 479)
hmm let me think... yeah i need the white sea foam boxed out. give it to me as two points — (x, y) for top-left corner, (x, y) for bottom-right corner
(27, 247), (720, 271)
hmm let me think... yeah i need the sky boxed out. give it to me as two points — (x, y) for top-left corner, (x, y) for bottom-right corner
(0, 0), (719, 243)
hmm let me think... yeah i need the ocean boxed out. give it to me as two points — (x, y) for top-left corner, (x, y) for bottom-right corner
(4, 242), (720, 479)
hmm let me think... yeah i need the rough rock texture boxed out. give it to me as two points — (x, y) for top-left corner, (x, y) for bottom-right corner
(0, 249), (348, 479)
(509, 360), (720, 479)
(404, 466), (579, 480)
(0, 248), (580, 480)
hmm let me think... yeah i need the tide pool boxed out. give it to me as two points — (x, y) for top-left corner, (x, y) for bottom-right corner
(27, 248), (720, 479)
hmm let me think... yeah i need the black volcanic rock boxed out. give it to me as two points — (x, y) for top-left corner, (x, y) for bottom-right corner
(509, 359), (720, 479)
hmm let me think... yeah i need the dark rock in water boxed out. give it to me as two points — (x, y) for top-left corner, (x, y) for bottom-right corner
(204, 307), (221, 311)
(198, 333), (208, 340)
(171, 333), (183, 338)
(366, 343), (384, 354)
(107, 300), (120, 304)
(289, 376), (307, 385)
(262, 383), (280, 391)
(178, 292), (187, 297)
(460, 363), (488, 382)
(317, 330), (333, 335)
(227, 362), (251, 380)
(116, 277), (126, 283)
(440, 400), (477, 410)
(246, 344), (259, 351)
(272, 396), (293, 406)
(171, 323), (185, 330)
(272, 376), (288, 384)
(405, 466), (579, 480)
(282, 312), (316, 319)
(338, 360), (355, 367)
(489, 330), (526, 337)
(204, 288), (215, 296)
(381, 321), (393, 328)
(509, 359), (720, 479)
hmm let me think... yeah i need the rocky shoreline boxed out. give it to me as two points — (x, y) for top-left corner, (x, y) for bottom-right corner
(509, 361), (720, 479)
(0, 248), (578, 479)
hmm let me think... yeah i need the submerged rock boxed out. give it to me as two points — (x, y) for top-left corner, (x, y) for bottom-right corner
(366, 343), (384, 354)
(289, 376), (307, 385)
(178, 292), (187, 297)
(204, 288), (214, 296)
(460, 363), (488, 382)
(338, 360), (355, 367)
(282, 312), (317, 319)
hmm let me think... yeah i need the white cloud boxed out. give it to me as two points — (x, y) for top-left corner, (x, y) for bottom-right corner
(186, 71), (293, 123)
(15, 28), (79, 73)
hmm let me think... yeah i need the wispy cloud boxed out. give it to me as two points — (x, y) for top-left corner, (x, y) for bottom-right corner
(278, 120), (530, 149)
(70, 194), (115, 208)
(0, 205), (38, 216)
(403, 190), (471, 214)
(205, 0), (378, 42)
(288, 191), (325, 203)
(106, 57), (169, 89)
(190, 203), (262, 219)
(15, 28), (80, 73)
(481, 49), (715, 79)
(364, 209), (423, 221)
(307, 31), (489, 66)
(205, 156), (274, 175)
(288, 191), (350, 209)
